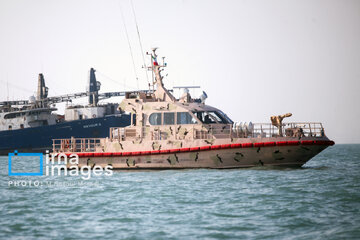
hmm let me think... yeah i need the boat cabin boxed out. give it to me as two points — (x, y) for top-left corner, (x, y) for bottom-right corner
(109, 48), (235, 142)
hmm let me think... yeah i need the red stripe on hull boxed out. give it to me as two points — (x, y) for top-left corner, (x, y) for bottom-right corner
(72, 140), (334, 157)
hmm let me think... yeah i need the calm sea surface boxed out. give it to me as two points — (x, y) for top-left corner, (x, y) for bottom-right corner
(0, 144), (359, 240)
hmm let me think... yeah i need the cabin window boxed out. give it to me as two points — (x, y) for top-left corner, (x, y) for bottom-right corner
(132, 114), (137, 126)
(217, 110), (233, 124)
(193, 111), (231, 124)
(5, 112), (27, 119)
(164, 112), (175, 125)
(207, 112), (223, 123)
(149, 113), (162, 125)
(194, 112), (215, 124)
(4, 113), (16, 119)
(177, 112), (197, 124)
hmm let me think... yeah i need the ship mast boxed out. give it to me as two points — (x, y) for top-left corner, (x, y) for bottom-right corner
(147, 48), (176, 102)
(88, 68), (101, 106)
(37, 73), (49, 108)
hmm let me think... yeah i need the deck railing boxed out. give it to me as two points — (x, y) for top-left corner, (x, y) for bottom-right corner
(109, 122), (324, 141)
(235, 122), (324, 138)
(52, 138), (102, 153)
(54, 122), (325, 152)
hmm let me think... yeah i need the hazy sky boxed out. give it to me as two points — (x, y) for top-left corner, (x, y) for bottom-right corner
(0, 0), (359, 143)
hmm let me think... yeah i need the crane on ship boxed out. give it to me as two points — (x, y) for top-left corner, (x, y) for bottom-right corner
(0, 66), (200, 113)
(0, 68), (151, 112)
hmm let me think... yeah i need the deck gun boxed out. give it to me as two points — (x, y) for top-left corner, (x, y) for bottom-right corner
(270, 113), (292, 137)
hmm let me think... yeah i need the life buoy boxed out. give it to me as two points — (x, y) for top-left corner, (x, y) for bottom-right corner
(92, 114), (96, 118)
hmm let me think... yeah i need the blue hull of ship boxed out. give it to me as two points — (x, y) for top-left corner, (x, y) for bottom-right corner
(0, 115), (130, 155)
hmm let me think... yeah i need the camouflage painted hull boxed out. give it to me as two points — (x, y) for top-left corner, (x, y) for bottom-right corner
(55, 48), (335, 170)
(67, 138), (334, 169)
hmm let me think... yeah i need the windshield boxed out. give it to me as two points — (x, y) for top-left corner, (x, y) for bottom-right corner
(192, 111), (232, 124)
(217, 110), (233, 124)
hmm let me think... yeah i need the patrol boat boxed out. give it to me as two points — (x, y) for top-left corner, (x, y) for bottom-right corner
(0, 68), (130, 155)
(54, 49), (334, 169)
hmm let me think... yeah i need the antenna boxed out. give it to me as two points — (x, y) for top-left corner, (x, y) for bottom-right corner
(119, 2), (139, 90)
(146, 50), (155, 92)
(130, 0), (150, 88)
(7, 80), (9, 101)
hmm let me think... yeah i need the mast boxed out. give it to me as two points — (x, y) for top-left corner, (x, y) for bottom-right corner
(37, 73), (49, 108)
(147, 48), (176, 102)
(88, 68), (100, 106)
(37, 73), (48, 100)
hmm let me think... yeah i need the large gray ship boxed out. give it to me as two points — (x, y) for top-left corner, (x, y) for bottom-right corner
(0, 68), (131, 155)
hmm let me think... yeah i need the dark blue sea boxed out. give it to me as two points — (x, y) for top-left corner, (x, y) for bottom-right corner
(0, 144), (359, 239)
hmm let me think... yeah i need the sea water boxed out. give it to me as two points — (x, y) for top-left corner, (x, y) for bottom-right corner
(0, 144), (359, 239)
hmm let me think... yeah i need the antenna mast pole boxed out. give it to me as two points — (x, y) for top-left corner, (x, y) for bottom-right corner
(146, 48), (175, 102)
(146, 50), (155, 92)
(7, 81), (9, 101)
